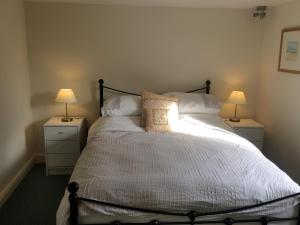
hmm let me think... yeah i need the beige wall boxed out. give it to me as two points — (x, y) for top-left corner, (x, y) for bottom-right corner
(0, 0), (33, 193)
(256, 0), (300, 182)
(25, 2), (263, 155)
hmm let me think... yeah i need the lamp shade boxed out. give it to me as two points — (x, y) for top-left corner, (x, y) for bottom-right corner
(55, 89), (77, 103)
(228, 91), (247, 105)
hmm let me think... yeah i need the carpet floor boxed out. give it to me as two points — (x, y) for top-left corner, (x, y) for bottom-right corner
(0, 164), (69, 225)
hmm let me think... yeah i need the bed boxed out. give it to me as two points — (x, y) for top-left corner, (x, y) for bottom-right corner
(56, 79), (300, 225)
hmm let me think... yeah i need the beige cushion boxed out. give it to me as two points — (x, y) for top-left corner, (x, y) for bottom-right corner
(141, 91), (179, 132)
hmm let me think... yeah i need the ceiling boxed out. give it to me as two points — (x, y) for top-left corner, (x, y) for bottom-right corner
(24, 0), (294, 9)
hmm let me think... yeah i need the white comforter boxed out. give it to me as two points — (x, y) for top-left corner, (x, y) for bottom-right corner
(57, 115), (300, 225)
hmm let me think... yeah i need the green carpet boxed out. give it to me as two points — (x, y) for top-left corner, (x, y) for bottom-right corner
(0, 164), (69, 225)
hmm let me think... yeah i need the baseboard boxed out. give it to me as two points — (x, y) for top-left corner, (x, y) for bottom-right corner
(0, 156), (35, 207)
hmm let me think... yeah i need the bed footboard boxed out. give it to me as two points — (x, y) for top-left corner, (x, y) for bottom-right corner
(67, 182), (300, 225)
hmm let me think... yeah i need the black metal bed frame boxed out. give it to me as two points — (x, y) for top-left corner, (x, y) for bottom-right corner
(98, 79), (211, 116)
(67, 79), (300, 225)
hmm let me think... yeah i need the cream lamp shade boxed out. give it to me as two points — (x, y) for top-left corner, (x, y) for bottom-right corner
(55, 89), (77, 103)
(228, 91), (247, 122)
(228, 91), (247, 105)
(55, 89), (77, 122)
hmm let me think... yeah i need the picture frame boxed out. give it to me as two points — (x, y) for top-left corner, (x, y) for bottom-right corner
(278, 27), (300, 74)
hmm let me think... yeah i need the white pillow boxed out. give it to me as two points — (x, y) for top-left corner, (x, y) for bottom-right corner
(163, 92), (221, 114)
(101, 95), (141, 116)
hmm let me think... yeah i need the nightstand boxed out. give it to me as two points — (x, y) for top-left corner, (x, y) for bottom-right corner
(43, 117), (87, 175)
(224, 119), (264, 150)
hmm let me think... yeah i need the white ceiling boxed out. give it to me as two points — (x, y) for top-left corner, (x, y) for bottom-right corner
(24, 0), (295, 9)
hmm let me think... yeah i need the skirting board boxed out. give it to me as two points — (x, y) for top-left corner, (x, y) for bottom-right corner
(0, 156), (35, 207)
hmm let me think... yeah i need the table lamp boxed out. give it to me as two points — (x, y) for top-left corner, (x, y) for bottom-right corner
(55, 89), (77, 122)
(228, 91), (247, 122)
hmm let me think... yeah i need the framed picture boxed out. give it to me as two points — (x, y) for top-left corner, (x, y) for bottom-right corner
(278, 27), (300, 74)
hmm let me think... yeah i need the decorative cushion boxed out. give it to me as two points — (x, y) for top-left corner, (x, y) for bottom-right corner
(141, 91), (179, 132)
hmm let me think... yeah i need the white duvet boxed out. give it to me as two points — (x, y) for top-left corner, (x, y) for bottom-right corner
(57, 115), (300, 225)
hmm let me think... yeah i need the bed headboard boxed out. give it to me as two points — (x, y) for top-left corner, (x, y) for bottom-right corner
(98, 79), (211, 116)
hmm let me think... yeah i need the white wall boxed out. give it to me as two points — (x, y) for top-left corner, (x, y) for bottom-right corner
(0, 0), (33, 199)
(25, 2), (263, 155)
(256, 0), (300, 183)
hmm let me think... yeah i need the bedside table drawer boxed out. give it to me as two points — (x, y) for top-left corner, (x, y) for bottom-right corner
(47, 154), (79, 167)
(46, 141), (80, 154)
(235, 128), (264, 141)
(44, 127), (78, 141)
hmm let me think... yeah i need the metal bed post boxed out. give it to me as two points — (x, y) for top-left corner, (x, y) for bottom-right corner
(68, 182), (79, 225)
(263, 217), (270, 225)
(297, 205), (300, 225)
(205, 80), (211, 94)
(99, 79), (104, 117)
(188, 211), (197, 225)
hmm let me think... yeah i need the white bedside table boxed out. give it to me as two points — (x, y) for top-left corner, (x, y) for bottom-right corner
(43, 117), (87, 175)
(224, 119), (264, 150)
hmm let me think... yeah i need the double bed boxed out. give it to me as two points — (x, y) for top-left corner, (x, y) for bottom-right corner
(56, 80), (300, 225)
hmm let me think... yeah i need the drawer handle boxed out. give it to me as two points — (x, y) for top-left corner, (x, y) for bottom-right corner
(58, 131), (64, 134)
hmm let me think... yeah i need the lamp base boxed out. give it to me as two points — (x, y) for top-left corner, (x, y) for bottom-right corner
(61, 117), (73, 122)
(229, 118), (240, 122)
